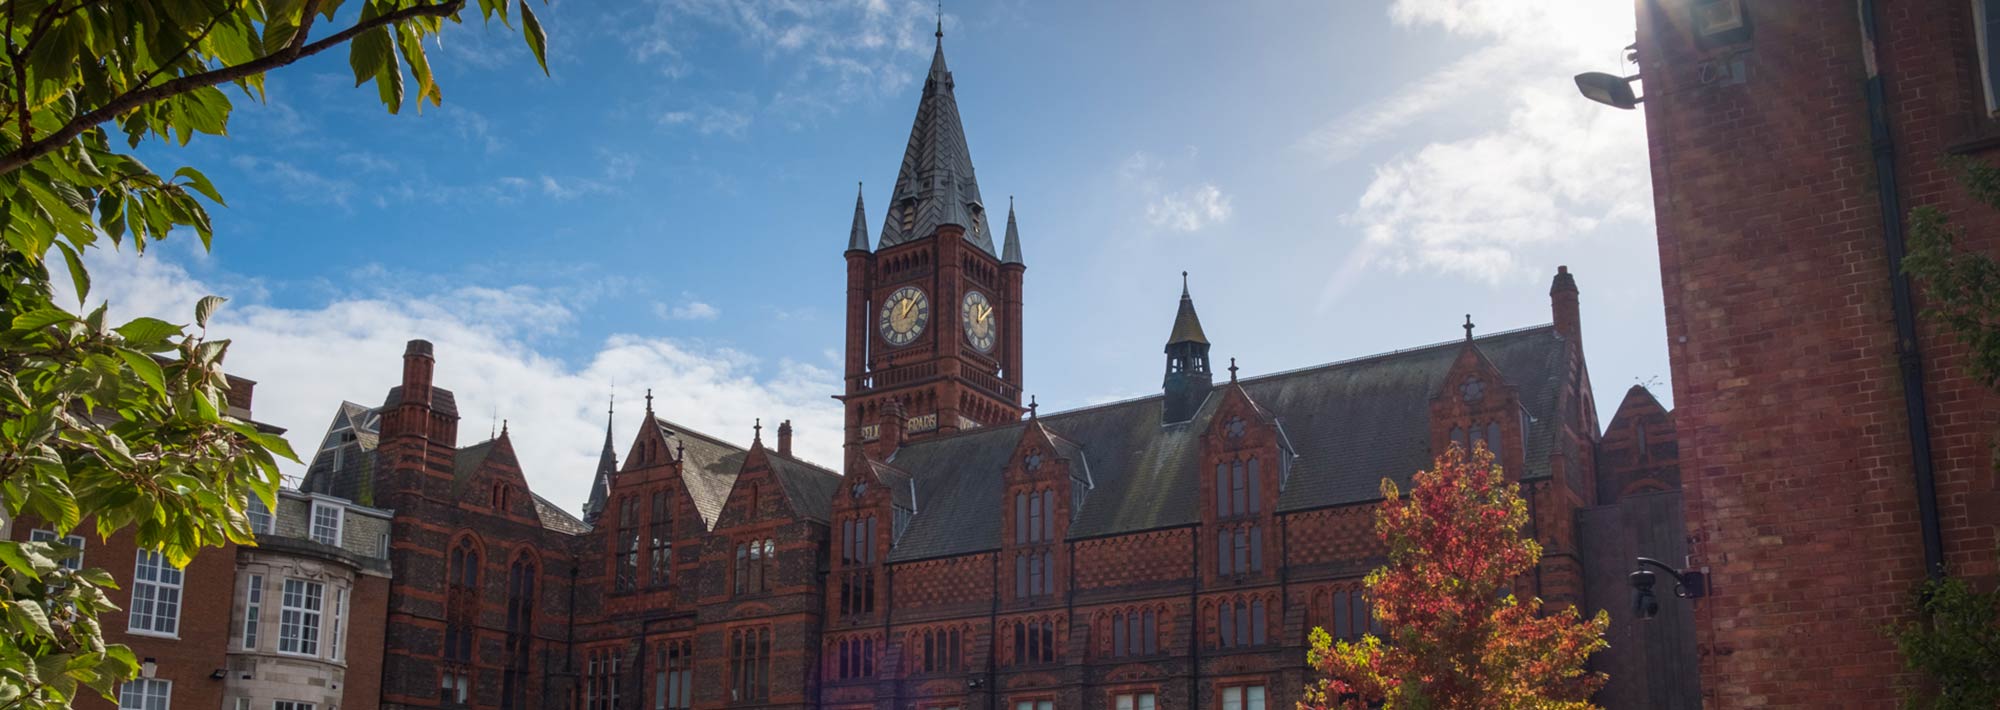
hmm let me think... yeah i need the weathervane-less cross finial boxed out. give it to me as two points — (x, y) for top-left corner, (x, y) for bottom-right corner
(1464, 314), (1475, 341)
(500, 419), (508, 436)
(644, 388), (654, 413)
(754, 418), (763, 443)
(1229, 357), (1238, 383)
(1028, 395), (1038, 419)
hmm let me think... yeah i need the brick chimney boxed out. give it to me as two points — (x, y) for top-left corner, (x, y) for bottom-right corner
(1549, 266), (1581, 349)
(402, 339), (435, 406)
(777, 420), (794, 457)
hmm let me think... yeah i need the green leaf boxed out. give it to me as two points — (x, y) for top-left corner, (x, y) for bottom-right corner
(521, 2), (549, 76)
(173, 166), (226, 206)
(114, 316), (182, 344)
(116, 350), (168, 396)
(196, 295), (226, 329)
(12, 308), (76, 331)
(349, 23), (393, 89)
(0, 543), (39, 579)
(53, 239), (90, 304)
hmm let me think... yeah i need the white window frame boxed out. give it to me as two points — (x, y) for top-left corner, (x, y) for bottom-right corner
(128, 550), (183, 637)
(1012, 701), (1054, 710)
(243, 574), (264, 650)
(247, 496), (274, 536)
(1114, 693), (1157, 710)
(118, 678), (172, 710)
(28, 528), (84, 570)
(331, 586), (347, 661)
(278, 578), (325, 657)
(1221, 685), (1267, 710)
(309, 501), (343, 547)
(275, 702), (315, 710)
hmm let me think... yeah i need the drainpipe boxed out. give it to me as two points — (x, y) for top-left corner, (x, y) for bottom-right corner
(1187, 527), (1202, 709)
(1857, 0), (1947, 579)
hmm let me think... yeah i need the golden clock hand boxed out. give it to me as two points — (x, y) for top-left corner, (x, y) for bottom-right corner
(980, 304), (992, 323)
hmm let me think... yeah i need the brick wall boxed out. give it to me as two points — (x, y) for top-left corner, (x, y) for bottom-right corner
(1636, 0), (2000, 705)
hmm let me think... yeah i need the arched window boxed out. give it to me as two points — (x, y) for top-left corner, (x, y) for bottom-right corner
(501, 552), (536, 710)
(649, 491), (671, 589)
(445, 537), (480, 663)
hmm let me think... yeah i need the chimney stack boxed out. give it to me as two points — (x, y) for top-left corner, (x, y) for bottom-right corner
(777, 420), (794, 457)
(402, 339), (435, 406)
(1549, 266), (1581, 350)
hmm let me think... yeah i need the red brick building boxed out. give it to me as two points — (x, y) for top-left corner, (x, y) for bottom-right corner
(1633, 0), (2000, 706)
(12, 28), (1699, 710)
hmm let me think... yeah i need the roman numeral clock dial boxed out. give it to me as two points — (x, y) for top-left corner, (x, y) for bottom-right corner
(878, 286), (930, 347)
(961, 290), (996, 352)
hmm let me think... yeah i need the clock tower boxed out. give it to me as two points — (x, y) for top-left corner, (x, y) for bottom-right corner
(841, 30), (1025, 455)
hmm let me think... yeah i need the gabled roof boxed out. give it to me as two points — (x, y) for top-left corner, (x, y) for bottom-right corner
(652, 418), (746, 531)
(877, 39), (996, 257)
(298, 401), (381, 504)
(767, 453), (843, 523)
(885, 325), (1571, 562)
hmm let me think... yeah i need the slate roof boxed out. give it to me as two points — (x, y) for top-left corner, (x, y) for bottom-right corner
(299, 401), (381, 504)
(644, 417), (845, 527)
(534, 493), (590, 535)
(876, 39), (996, 257)
(885, 325), (1571, 562)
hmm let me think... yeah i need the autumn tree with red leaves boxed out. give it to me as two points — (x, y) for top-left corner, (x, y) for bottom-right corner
(1300, 444), (1609, 710)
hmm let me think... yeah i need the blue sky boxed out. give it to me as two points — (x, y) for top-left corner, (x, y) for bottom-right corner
(89, 0), (1658, 514)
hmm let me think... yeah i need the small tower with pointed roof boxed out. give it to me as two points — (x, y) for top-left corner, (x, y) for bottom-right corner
(1163, 273), (1214, 424)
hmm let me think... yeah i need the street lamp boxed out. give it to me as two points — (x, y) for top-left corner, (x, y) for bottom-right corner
(1629, 556), (1707, 621)
(1575, 72), (1643, 110)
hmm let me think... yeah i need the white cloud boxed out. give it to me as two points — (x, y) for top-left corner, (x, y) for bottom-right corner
(1147, 184), (1234, 233)
(620, 0), (941, 121)
(659, 105), (753, 138)
(63, 248), (844, 517)
(1121, 151), (1234, 233)
(655, 298), (721, 321)
(1312, 0), (1648, 287)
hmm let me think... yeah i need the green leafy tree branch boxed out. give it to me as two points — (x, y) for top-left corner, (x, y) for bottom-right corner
(0, 0), (547, 705)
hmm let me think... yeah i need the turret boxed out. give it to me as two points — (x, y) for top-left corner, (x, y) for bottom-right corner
(1162, 274), (1213, 424)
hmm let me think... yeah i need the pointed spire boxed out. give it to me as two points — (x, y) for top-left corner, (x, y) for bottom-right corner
(585, 392), (618, 523)
(848, 182), (870, 253)
(878, 21), (996, 257)
(1168, 272), (1209, 346)
(1001, 196), (1024, 264)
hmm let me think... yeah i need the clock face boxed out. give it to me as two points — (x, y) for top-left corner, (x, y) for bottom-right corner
(961, 290), (996, 352)
(878, 286), (930, 347)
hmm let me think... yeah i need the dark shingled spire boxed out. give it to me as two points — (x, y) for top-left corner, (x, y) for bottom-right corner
(848, 182), (870, 253)
(1162, 273), (1214, 423)
(877, 34), (995, 257)
(584, 395), (616, 523)
(1167, 272), (1209, 345)
(1002, 197), (1024, 264)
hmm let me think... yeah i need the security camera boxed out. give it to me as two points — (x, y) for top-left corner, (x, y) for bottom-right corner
(1629, 568), (1660, 621)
